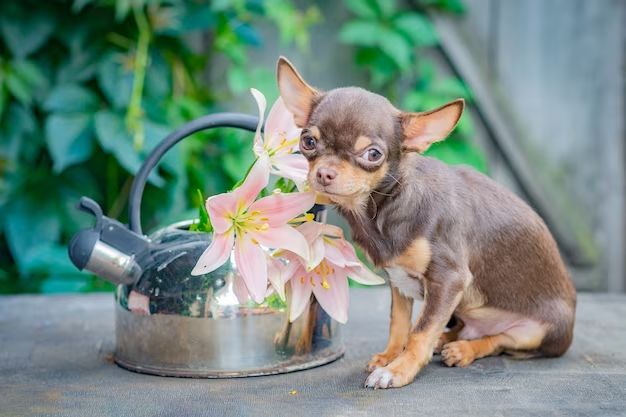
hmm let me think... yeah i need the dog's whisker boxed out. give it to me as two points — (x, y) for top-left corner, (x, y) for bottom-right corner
(385, 172), (402, 186)
(371, 189), (395, 197)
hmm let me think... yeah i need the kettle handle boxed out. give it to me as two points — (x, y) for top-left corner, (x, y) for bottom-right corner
(128, 113), (260, 235)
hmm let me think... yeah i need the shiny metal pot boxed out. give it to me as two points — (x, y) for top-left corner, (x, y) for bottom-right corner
(114, 220), (344, 377)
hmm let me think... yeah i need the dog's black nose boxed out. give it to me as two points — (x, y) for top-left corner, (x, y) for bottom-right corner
(316, 167), (337, 186)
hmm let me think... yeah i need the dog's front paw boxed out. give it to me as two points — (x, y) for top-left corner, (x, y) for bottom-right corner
(366, 352), (398, 372)
(364, 367), (396, 389)
(441, 340), (475, 367)
(364, 363), (415, 389)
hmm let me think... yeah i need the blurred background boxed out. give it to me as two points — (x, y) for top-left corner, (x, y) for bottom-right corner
(0, 0), (623, 294)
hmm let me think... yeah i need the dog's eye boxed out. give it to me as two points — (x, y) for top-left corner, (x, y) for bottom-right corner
(300, 135), (317, 151)
(364, 148), (383, 162)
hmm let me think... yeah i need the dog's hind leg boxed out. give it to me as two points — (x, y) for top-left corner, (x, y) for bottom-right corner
(441, 319), (547, 367)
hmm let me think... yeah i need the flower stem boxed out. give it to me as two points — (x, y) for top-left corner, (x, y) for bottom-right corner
(126, 6), (150, 151)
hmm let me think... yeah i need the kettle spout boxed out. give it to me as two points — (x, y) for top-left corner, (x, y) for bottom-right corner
(68, 197), (150, 286)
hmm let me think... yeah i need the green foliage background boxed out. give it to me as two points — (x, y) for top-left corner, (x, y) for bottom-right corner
(0, 0), (485, 294)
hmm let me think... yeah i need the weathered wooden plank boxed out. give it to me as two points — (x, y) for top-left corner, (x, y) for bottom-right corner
(432, 1), (625, 291)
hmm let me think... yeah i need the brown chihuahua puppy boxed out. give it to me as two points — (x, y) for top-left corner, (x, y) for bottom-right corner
(276, 57), (576, 389)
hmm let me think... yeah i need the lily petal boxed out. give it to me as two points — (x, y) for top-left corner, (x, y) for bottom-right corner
(249, 224), (311, 265)
(232, 154), (270, 210)
(265, 96), (301, 150)
(234, 234), (268, 303)
(267, 256), (286, 301)
(250, 88), (267, 156)
(336, 239), (362, 267)
(289, 266), (312, 322)
(280, 255), (302, 283)
(232, 273), (251, 304)
(248, 191), (315, 227)
(347, 264), (386, 286)
(323, 240), (348, 268)
(297, 221), (324, 244)
(312, 269), (349, 324)
(272, 153), (308, 171)
(270, 153), (309, 189)
(320, 224), (344, 239)
(191, 231), (235, 275)
(206, 193), (238, 234)
(309, 238), (326, 270)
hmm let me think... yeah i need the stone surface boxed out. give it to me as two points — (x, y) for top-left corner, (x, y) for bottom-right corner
(1, 289), (625, 417)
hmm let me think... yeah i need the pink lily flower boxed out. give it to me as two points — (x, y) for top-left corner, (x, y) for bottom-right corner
(282, 222), (385, 324)
(250, 88), (309, 190)
(231, 254), (288, 304)
(190, 156), (316, 303)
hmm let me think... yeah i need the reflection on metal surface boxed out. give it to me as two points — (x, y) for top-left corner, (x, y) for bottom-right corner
(84, 241), (142, 285)
(113, 220), (344, 378)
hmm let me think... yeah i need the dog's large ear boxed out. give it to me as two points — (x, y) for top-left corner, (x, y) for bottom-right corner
(399, 99), (465, 153)
(276, 56), (319, 127)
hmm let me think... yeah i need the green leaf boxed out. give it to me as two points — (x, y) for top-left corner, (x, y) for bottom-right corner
(454, 112), (475, 138)
(41, 275), (91, 294)
(430, 77), (472, 100)
(425, 138), (488, 173)
(344, 0), (378, 18)
(0, 103), (37, 163)
(190, 189), (212, 233)
(177, 3), (216, 33)
(57, 166), (102, 236)
(144, 120), (184, 178)
(210, 0), (234, 12)
(234, 23), (262, 46)
(0, 7), (56, 58)
(226, 66), (249, 94)
(372, 0), (396, 18)
(378, 27), (413, 70)
(5, 72), (32, 104)
(25, 246), (84, 277)
(45, 114), (94, 173)
(222, 149), (256, 183)
(56, 48), (101, 84)
(393, 13), (438, 46)
(355, 47), (397, 87)
(402, 90), (425, 111)
(339, 20), (382, 47)
(4, 196), (62, 275)
(144, 51), (172, 102)
(4, 60), (45, 105)
(11, 60), (46, 88)
(44, 84), (99, 114)
(419, 0), (465, 14)
(97, 54), (133, 110)
(72, 0), (95, 13)
(94, 111), (164, 186)
(0, 84), (6, 121)
(115, 0), (132, 21)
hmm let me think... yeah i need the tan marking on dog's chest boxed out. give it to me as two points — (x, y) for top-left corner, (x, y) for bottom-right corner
(386, 267), (423, 299)
(385, 238), (432, 299)
(388, 237), (432, 276)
